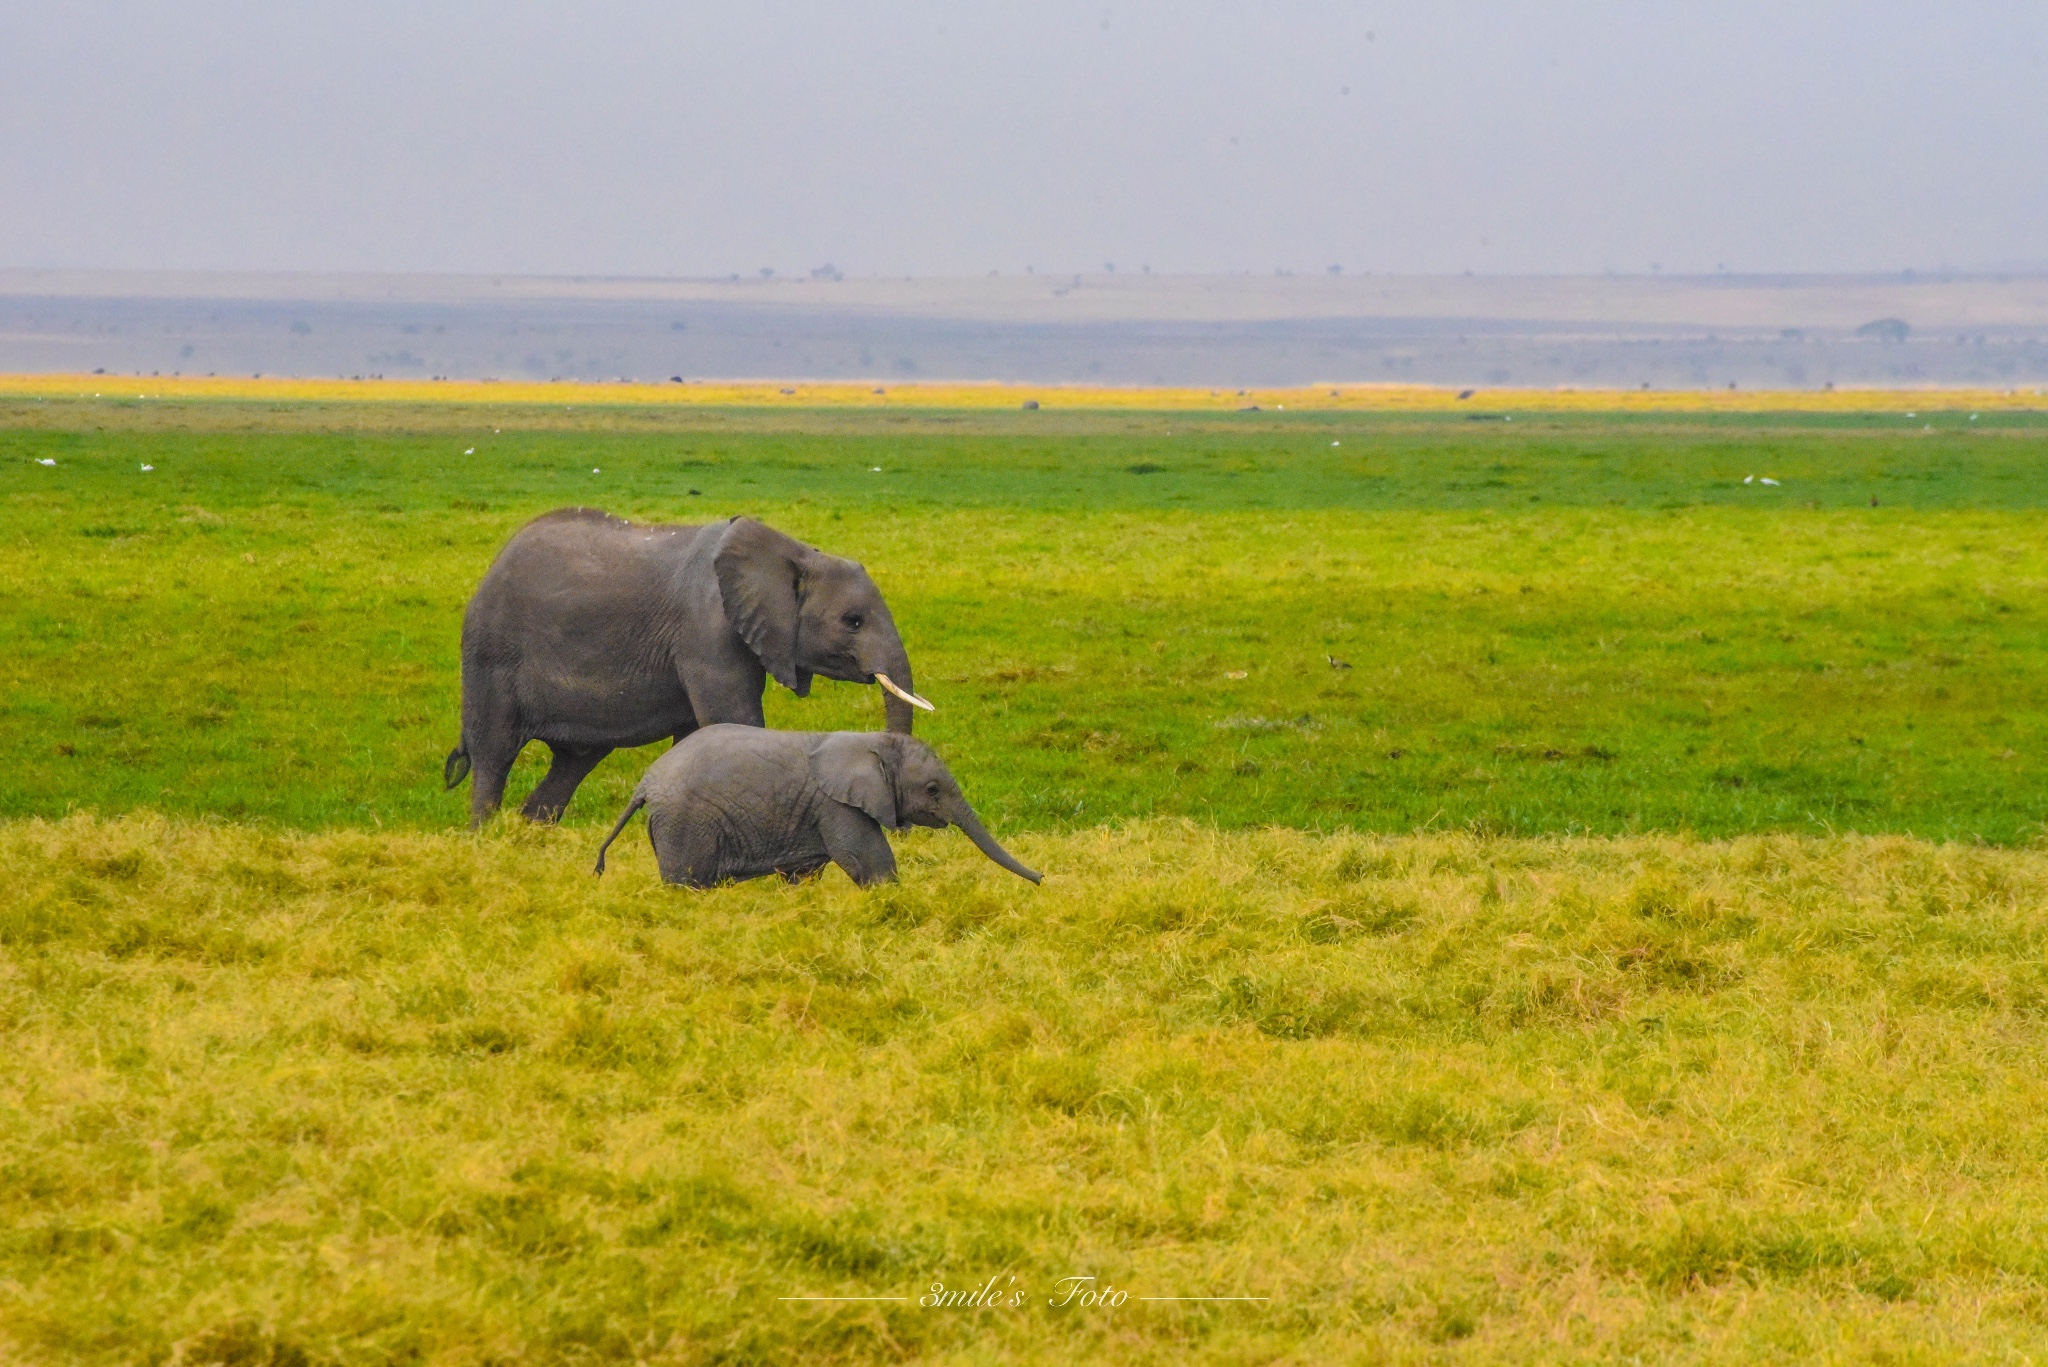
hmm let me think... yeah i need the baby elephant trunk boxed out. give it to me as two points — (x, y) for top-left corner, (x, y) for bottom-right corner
(949, 799), (1042, 885)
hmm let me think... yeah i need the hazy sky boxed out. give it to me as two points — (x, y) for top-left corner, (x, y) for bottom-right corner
(3, 2), (2043, 279)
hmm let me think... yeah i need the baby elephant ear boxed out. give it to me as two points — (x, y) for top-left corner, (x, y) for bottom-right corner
(713, 516), (813, 696)
(812, 735), (899, 830)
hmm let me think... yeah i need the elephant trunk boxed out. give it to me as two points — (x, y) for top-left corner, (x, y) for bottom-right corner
(948, 798), (1042, 885)
(871, 644), (920, 735)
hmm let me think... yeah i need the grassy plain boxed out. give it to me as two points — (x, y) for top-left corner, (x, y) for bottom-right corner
(3, 397), (2045, 840)
(4, 394), (2048, 1363)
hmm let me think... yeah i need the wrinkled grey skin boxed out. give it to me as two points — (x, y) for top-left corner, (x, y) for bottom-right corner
(446, 510), (919, 827)
(593, 725), (1042, 889)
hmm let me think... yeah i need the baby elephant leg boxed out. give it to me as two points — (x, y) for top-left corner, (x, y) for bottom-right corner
(817, 802), (899, 887)
(647, 809), (728, 889)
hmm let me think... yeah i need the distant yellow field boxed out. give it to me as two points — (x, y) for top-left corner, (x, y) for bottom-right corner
(2, 371), (2042, 412)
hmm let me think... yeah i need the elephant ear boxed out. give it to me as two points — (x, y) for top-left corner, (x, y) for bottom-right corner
(812, 735), (899, 830)
(713, 517), (813, 696)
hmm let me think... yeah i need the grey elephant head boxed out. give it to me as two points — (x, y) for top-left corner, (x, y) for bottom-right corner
(811, 732), (1042, 884)
(714, 517), (924, 733)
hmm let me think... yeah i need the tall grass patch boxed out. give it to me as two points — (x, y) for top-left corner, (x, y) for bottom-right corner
(7, 816), (2048, 1361)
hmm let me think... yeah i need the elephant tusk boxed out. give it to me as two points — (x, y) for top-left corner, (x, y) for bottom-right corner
(874, 673), (935, 712)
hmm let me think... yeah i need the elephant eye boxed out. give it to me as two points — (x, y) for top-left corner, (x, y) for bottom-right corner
(843, 613), (863, 630)
(925, 781), (940, 796)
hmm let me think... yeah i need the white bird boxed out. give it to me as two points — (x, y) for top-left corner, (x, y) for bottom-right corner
(870, 466), (882, 472)
(464, 447), (474, 455)
(36, 458), (55, 466)
(1906, 412), (1917, 418)
(1760, 477), (1780, 486)
(140, 464), (153, 472)
(592, 467), (601, 474)
(1744, 475), (1754, 484)
(1331, 440), (1341, 447)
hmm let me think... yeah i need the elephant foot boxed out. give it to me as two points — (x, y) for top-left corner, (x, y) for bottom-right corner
(779, 862), (829, 884)
(520, 744), (614, 824)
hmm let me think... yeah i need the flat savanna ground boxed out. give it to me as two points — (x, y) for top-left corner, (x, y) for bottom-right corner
(3, 396), (2048, 1362)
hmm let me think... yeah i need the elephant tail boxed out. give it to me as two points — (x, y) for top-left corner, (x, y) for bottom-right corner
(593, 794), (647, 876)
(444, 744), (472, 790)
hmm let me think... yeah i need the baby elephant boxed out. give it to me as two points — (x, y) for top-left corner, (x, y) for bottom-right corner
(593, 725), (1042, 888)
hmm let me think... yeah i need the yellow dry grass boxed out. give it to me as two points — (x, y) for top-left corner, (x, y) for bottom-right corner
(9, 814), (2048, 1362)
(3, 371), (2042, 413)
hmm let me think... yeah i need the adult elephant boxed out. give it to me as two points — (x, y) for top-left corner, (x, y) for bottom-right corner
(445, 509), (931, 826)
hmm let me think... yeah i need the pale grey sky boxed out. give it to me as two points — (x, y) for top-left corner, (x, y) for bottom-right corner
(2, 1), (2042, 279)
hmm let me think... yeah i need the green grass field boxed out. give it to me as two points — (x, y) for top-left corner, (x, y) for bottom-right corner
(4, 397), (2048, 1363)
(4, 399), (2046, 840)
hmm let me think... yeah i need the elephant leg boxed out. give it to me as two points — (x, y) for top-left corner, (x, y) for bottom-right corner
(462, 677), (524, 827)
(648, 809), (728, 888)
(679, 660), (768, 729)
(467, 733), (525, 829)
(520, 744), (613, 823)
(817, 802), (899, 887)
